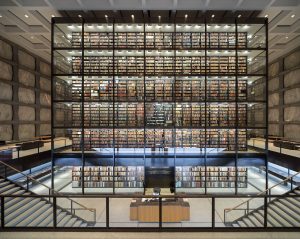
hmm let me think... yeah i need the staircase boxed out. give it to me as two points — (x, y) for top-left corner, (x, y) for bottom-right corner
(0, 177), (90, 227)
(229, 187), (300, 227)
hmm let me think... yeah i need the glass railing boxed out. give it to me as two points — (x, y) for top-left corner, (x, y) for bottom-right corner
(1, 193), (300, 229)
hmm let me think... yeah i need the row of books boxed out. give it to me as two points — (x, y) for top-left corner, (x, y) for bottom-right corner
(71, 129), (247, 151)
(70, 32), (247, 49)
(61, 78), (247, 102)
(175, 166), (247, 188)
(71, 56), (247, 75)
(70, 103), (247, 128)
(72, 166), (144, 188)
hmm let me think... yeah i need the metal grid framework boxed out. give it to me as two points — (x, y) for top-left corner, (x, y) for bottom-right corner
(51, 17), (268, 194)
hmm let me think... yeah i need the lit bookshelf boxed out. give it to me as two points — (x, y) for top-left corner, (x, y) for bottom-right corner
(175, 166), (248, 188)
(53, 18), (267, 192)
(72, 166), (144, 188)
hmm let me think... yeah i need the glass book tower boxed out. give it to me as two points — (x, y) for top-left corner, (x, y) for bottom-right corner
(51, 16), (268, 194)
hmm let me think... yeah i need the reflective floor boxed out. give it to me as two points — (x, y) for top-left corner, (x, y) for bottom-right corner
(0, 232), (299, 239)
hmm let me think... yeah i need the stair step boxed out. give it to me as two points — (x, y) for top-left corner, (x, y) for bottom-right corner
(72, 220), (83, 227)
(30, 206), (54, 227)
(57, 214), (73, 227)
(272, 201), (300, 225)
(5, 191), (30, 207)
(256, 210), (276, 227)
(20, 204), (52, 227)
(5, 199), (43, 226)
(80, 222), (88, 227)
(0, 184), (15, 193)
(251, 211), (264, 226)
(237, 220), (247, 227)
(245, 213), (263, 227)
(1, 186), (23, 195)
(241, 217), (256, 227)
(5, 197), (34, 216)
(285, 196), (300, 206)
(267, 207), (293, 227)
(278, 198), (300, 215)
(0, 181), (10, 188)
(64, 217), (78, 227)
(268, 203), (298, 227)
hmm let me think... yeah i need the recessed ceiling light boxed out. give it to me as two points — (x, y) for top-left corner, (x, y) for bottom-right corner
(212, 14), (215, 18)
(158, 15), (161, 18)
(185, 14), (188, 18)
(131, 14), (134, 18)
(286, 36), (289, 39)
(0, 15), (2, 18)
(78, 14), (82, 18)
(264, 14), (268, 18)
(51, 14), (55, 18)
(291, 14), (295, 18)
(238, 14), (242, 18)
(24, 14), (29, 18)
(105, 15), (108, 18)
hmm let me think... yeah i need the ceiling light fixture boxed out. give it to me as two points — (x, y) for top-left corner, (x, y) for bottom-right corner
(185, 14), (188, 18)
(105, 15), (108, 18)
(0, 15), (2, 18)
(285, 36), (289, 39)
(78, 14), (82, 18)
(291, 14), (295, 18)
(51, 14), (55, 18)
(238, 14), (242, 18)
(264, 14), (268, 18)
(131, 14), (134, 18)
(24, 14), (29, 18)
(212, 14), (215, 18)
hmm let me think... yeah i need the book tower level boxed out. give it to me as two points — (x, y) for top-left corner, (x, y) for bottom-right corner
(52, 17), (267, 193)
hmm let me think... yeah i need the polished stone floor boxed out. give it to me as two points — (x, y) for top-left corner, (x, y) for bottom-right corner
(0, 232), (299, 239)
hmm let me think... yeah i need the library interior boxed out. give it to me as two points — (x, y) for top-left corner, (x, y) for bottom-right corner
(0, 0), (300, 237)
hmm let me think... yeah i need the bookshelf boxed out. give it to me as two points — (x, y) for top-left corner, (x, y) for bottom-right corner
(53, 19), (267, 193)
(72, 166), (144, 188)
(175, 166), (248, 188)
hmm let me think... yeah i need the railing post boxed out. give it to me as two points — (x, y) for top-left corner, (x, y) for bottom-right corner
(159, 197), (162, 229)
(4, 165), (7, 179)
(223, 209), (226, 225)
(71, 200), (73, 214)
(106, 197), (109, 228)
(290, 177), (293, 191)
(53, 196), (57, 228)
(26, 176), (29, 191)
(1, 196), (4, 228)
(212, 197), (215, 228)
(264, 196), (267, 228)
(246, 200), (249, 214)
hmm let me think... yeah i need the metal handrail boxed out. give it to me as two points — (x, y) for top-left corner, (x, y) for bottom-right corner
(224, 170), (300, 214)
(0, 160), (95, 217)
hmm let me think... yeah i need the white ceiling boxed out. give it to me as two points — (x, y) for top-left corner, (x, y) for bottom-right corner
(0, 0), (299, 63)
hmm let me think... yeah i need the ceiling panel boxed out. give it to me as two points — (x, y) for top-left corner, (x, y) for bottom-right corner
(0, 1), (299, 62)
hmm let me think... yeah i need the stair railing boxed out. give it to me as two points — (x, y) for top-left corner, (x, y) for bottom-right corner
(224, 170), (300, 225)
(0, 157), (96, 224)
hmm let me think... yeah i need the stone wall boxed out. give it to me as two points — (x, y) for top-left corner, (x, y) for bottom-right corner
(268, 48), (300, 141)
(0, 37), (51, 141)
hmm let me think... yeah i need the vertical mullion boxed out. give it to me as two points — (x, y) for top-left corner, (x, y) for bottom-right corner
(204, 18), (207, 195)
(50, 17), (55, 192)
(264, 18), (269, 228)
(234, 19), (238, 195)
(143, 22), (146, 189)
(112, 20), (116, 194)
(174, 20), (177, 193)
(81, 18), (85, 195)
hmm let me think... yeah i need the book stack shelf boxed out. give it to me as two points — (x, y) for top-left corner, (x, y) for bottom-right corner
(175, 166), (248, 188)
(72, 166), (144, 188)
(52, 18), (267, 192)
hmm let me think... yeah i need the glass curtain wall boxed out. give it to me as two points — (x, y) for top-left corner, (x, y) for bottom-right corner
(51, 16), (267, 194)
